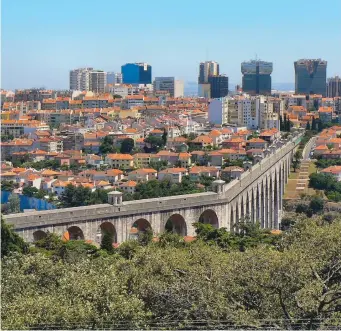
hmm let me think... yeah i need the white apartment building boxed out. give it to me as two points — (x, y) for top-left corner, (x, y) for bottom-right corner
(69, 68), (93, 91)
(154, 77), (184, 98)
(209, 95), (279, 130)
(208, 98), (229, 125)
(259, 96), (280, 130)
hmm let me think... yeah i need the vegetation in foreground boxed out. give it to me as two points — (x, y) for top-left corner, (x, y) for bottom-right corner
(1, 215), (341, 330)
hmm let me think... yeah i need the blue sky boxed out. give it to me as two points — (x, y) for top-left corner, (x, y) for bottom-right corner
(2, 0), (341, 90)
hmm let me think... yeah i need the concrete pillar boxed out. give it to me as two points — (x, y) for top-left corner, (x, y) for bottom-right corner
(274, 178), (280, 229)
(269, 178), (275, 229)
(261, 183), (269, 229)
(252, 188), (257, 224)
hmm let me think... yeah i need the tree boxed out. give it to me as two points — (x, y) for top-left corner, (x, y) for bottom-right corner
(23, 186), (39, 197)
(327, 143), (334, 150)
(8, 193), (20, 214)
(309, 196), (324, 213)
(162, 128), (167, 145)
(318, 119), (323, 132)
(144, 135), (165, 152)
(305, 121), (311, 130)
(311, 116), (317, 131)
(100, 231), (114, 253)
(120, 138), (135, 154)
(292, 150), (302, 172)
(1, 180), (15, 192)
(1, 216), (28, 257)
(149, 160), (168, 171)
(99, 135), (116, 154)
(279, 115), (283, 131)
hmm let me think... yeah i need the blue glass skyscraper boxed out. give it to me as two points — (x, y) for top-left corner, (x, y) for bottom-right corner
(121, 63), (152, 84)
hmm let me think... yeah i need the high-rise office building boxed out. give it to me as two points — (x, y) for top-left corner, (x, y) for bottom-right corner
(241, 60), (272, 95)
(153, 77), (184, 97)
(69, 68), (93, 91)
(327, 76), (341, 97)
(89, 71), (107, 93)
(121, 63), (152, 84)
(198, 61), (219, 84)
(208, 75), (229, 98)
(294, 59), (327, 96)
(107, 72), (123, 84)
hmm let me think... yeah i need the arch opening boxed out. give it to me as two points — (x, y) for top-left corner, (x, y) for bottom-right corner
(199, 209), (219, 228)
(67, 226), (85, 240)
(165, 214), (187, 236)
(132, 218), (152, 233)
(33, 230), (47, 242)
(100, 222), (117, 244)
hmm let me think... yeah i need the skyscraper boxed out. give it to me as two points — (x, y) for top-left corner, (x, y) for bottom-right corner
(154, 77), (184, 97)
(121, 63), (152, 84)
(208, 75), (229, 98)
(89, 71), (107, 93)
(327, 76), (341, 97)
(198, 61), (219, 84)
(294, 59), (327, 96)
(69, 67), (93, 91)
(241, 60), (272, 95)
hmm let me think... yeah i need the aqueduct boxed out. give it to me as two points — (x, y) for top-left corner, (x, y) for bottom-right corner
(4, 133), (302, 244)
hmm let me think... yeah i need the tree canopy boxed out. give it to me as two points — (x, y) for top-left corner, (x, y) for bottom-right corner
(2, 215), (341, 330)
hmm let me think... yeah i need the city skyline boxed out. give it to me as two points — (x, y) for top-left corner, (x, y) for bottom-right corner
(2, 0), (341, 90)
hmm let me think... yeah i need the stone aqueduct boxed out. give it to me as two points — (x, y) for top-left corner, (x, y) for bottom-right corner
(5, 134), (302, 244)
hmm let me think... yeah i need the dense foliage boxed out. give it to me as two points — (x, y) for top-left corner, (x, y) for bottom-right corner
(2, 215), (341, 330)
(122, 176), (205, 201)
(1, 217), (28, 257)
(120, 137), (135, 153)
(309, 172), (341, 202)
(59, 184), (110, 207)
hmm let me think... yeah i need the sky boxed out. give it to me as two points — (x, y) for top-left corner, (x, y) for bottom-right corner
(2, 0), (341, 90)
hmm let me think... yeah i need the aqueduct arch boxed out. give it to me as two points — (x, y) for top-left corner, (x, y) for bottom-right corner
(33, 230), (47, 242)
(165, 214), (187, 236)
(67, 226), (84, 240)
(199, 209), (219, 228)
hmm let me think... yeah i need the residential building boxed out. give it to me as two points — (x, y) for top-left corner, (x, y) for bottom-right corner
(120, 180), (137, 194)
(208, 97), (228, 125)
(90, 71), (107, 93)
(241, 60), (272, 95)
(121, 63), (152, 84)
(153, 77), (184, 97)
(107, 72), (123, 84)
(327, 76), (341, 98)
(189, 166), (219, 181)
(128, 168), (157, 182)
(294, 59), (327, 96)
(318, 107), (333, 123)
(208, 75), (229, 99)
(321, 166), (341, 181)
(158, 167), (188, 183)
(221, 166), (244, 180)
(105, 153), (134, 169)
(69, 68), (93, 91)
(246, 138), (268, 150)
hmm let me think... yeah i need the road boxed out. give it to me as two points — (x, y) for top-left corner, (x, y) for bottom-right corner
(302, 136), (316, 160)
